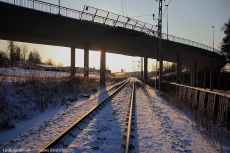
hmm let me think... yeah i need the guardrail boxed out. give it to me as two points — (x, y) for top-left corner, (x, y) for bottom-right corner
(0, 0), (224, 57)
(162, 82), (230, 128)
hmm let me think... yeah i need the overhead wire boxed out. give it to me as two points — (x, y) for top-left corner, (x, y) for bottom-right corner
(126, 0), (170, 69)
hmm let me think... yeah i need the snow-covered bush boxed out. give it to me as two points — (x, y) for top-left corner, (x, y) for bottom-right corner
(0, 68), (99, 131)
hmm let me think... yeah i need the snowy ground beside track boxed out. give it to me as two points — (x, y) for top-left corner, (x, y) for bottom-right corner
(0, 67), (100, 78)
(0, 81), (121, 153)
(0, 77), (228, 152)
(132, 81), (217, 153)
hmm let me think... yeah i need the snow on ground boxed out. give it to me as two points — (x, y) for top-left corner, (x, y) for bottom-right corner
(132, 82), (217, 153)
(145, 84), (230, 152)
(0, 68), (100, 78)
(0, 76), (229, 153)
(0, 81), (122, 153)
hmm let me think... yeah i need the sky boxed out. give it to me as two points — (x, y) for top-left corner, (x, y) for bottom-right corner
(0, 0), (230, 72)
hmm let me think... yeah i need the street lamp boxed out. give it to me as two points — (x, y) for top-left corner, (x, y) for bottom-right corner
(165, 5), (169, 40)
(211, 26), (214, 52)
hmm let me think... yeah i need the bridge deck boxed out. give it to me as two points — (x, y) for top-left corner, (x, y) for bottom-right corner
(0, 1), (227, 71)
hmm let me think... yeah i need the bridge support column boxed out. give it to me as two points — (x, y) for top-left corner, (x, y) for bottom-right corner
(144, 56), (148, 83)
(159, 54), (163, 90)
(193, 62), (197, 87)
(210, 61), (214, 91)
(100, 40), (106, 86)
(176, 52), (182, 84)
(199, 72), (203, 88)
(71, 46), (75, 77)
(84, 43), (89, 79)
(190, 68), (193, 86)
(182, 74), (185, 84)
(203, 68), (206, 89)
(217, 69), (220, 90)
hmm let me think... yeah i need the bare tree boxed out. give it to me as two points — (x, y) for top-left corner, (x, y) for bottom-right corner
(45, 58), (54, 66)
(15, 45), (21, 61)
(163, 61), (176, 74)
(32, 49), (41, 64)
(21, 44), (28, 61)
(152, 64), (157, 71)
(28, 49), (42, 64)
(57, 62), (64, 67)
(7, 41), (16, 67)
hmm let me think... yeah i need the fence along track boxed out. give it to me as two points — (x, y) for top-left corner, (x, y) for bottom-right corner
(38, 78), (131, 153)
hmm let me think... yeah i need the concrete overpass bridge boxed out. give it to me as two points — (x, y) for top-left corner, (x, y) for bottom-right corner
(0, 0), (227, 90)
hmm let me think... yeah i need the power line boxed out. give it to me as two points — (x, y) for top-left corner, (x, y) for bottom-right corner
(131, 0), (172, 19)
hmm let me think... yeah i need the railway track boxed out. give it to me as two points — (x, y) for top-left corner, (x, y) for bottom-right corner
(2, 78), (219, 152)
(33, 78), (218, 153)
(38, 78), (136, 153)
(0, 78), (133, 152)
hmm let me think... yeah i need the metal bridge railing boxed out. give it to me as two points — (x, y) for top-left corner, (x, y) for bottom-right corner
(0, 0), (224, 57)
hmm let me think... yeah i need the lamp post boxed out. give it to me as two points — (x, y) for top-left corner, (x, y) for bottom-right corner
(165, 5), (169, 40)
(211, 26), (214, 52)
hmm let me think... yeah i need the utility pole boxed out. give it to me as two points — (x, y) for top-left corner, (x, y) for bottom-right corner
(157, 0), (163, 91)
(59, 0), (60, 14)
(211, 26), (214, 52)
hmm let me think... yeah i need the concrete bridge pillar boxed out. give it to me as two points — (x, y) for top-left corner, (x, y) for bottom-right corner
(71, 46), (75, 77)
(84, 43), (89, 78)
(193, 62), (197, 87)
(190, 68), (193, 86)
(159, 54), (163, 90)
(210, 61), (214, 91)
(217, 69), (220, 90)
(182, 74), (185, 84)
(176, 52), (182, 84)
(100, 40), (106, 86)
(144, 57), (148, 83)
(199, 72), (203, 88)
(203, 68), (206, 89)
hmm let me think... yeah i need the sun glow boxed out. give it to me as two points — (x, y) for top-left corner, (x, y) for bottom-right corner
(0, 40), (156, 72)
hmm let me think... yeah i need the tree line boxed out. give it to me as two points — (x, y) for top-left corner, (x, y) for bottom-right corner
(0, 41), (42, 67)
(0, 41), (66, 69)
(221, 19), (230, 63)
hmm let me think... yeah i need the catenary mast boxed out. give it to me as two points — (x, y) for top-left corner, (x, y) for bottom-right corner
(157, 0), (163, 90)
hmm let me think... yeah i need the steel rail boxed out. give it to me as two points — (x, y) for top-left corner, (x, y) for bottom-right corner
(125, 80), (135, 153)
(38, 78), (131, 153)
